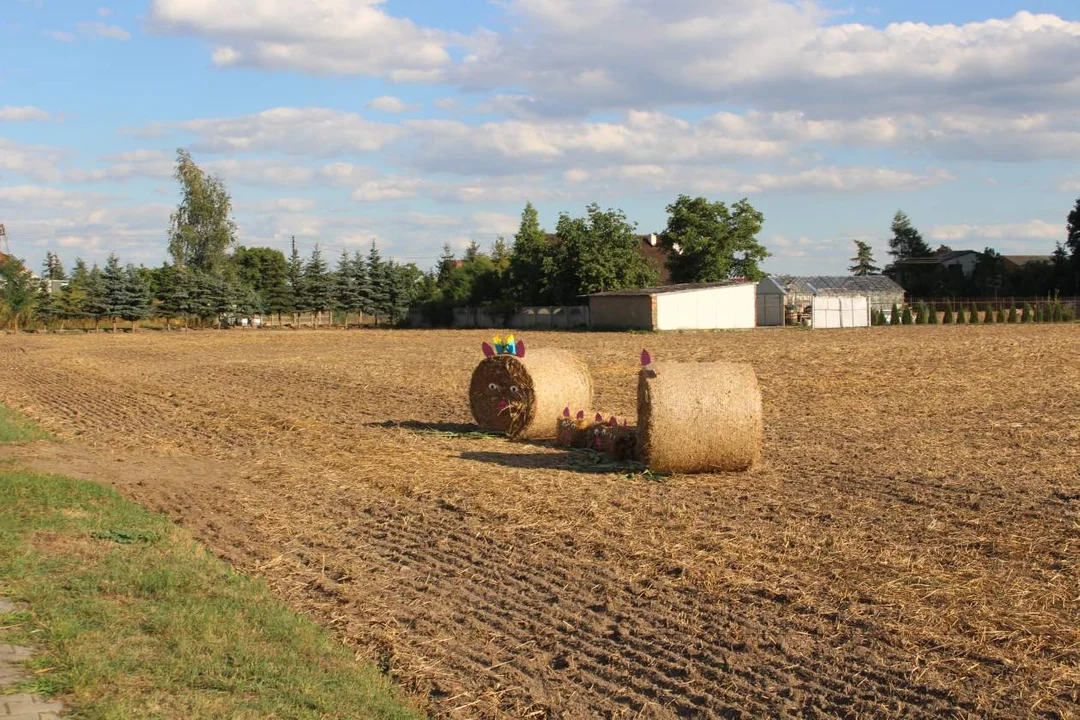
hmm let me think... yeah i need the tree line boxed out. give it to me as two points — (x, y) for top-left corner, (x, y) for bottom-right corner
(848, 207), (1080, 298)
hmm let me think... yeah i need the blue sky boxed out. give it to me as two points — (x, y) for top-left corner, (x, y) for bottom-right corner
(2, 0), (1079, 276)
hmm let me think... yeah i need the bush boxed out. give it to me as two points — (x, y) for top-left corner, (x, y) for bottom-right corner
(956, 305), (968, 324)
(901, 305), (913, 325)
(890, 303), (900, 326)
(1052, 303), (1063, 322)
(967, 304), (978, 324)
(914, 302), (925, 324)
(983, 304), (994, 324)
(996, 307), (1006, 323)
(928, 303), (939, 325)
(1064, 305), (1076, 322)
(1008, 305), (1018, 323)
(1022, 303), (1034, 323)
(943, 303), (954, 324)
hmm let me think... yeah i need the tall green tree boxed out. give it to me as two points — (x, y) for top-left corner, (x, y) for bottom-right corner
(41, 251), (67, 282)
(660, 195), (769, 283)
(83, 265), (109, 332)
(887, 211), (933, 261)
(490, 236), (510, 272)
(366, 242), (387, 325)
(303, 245), (334, 328)
(102, 254), (126, 332)
(550, 203), (658, 301)
(152, 262), (189, 329)
(0, 254), (37, 332)
(333, 250), (359, 326)
(436, 243), (457, 285)
(351, 251), (371, 324)
(464, 240), (481, 263)
(286, 237), (305, 325)
(120, 264), (151, 330)
(168, 149), (237, 274)
(848, 240), (881, 276)
(507, 202), (554, 305)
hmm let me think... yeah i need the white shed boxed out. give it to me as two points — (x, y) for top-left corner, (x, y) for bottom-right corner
(587, 280), (757, 331)
(755, 276), (786, 327)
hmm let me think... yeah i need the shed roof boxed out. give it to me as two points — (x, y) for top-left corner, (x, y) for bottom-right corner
(1003, 254), (1052, 267)
(585, 279), (751, 298)
(772, 275), (904, 295)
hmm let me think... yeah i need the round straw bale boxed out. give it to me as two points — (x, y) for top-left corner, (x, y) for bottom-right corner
(469, 348), (593, 439)
(637, 361), (762, 473)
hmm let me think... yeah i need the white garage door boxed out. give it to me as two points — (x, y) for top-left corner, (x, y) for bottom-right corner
(811, 296), (870, 329)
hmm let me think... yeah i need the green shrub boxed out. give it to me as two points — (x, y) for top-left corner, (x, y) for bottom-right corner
(956, 305), (968, 324)
(1008, 305), (1018, 323)
(983, 304), (994, 324)
(928, 303), (939, 325)
(890, 303), (900, 326)
(1064, 305), (1076, 322)
(1052, 303), (1063, 322)
(968, 304), (979, 324)
(943, 304), (954, 324)
(996, 307), (1006, 323)
(1022, 303), (1034, 323)
(914, 302), (925, 324)
(901, 305), (913, 325)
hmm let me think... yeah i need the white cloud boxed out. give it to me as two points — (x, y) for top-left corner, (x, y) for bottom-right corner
(351, 176), (424, 202)
(236, 198), (317, 213)
(147, 0), (453, 77)
(0, 106), (51, 122)
(0, 186), (93, 211)
(48, 30), (75, 42)
(366, 95), (419, 114)
(76, 21), (131, 40)
(929, 220), (1063, 242)
(98, 7), (112, 17)
(0, 138), (64, 182)
(1058, 176), (1080, 193)
(171, 107), (403, 156)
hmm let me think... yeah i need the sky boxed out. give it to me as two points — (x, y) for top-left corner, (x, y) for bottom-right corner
(2, 0), (1079, 276)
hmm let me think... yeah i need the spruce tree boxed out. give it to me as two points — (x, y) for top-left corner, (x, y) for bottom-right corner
(262, 257), (292, 326)
(983, 304), (994, 324)
(366, 242), (388, 325)
(101, 254), (126, 332)
(1022, 303), (1033, 323)
(1008, 305), (1017, 323)
(120, 265), (151, 331)
(333, 250), (359, 327)
(153, 262), (188, 329)
(901, 305), (913, 325)
(83, 265), (109, 332)
(287, 237), (305, 325)
(351, 252), (370, 325)
(943, 303), (954, 324)
(1053, 303), (1064, 322)
(996, 306), (1006, 323)
(302, 245), (333, 328)
(928, 303), (939, 324)
(386, 262), (412, 325)
(890, 303), (901, 325)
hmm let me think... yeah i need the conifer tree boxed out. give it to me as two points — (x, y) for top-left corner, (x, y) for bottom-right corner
(1022, 302), (1033, 323)
(901, 305), (913, 325)
(351, 251), (370, 325)
(333, 250), (359, 327)
(890, 303), (900, 325)
(366, 242), (388, 325)
(101, 254), (126, 332)
(303, 244), (334, 328)
(262, 256), (292, 326)
(1008, 305), (1018, 323)
(153, 262), (188, 330)
(943, 303), (954, 324)
(287, 236), (305, 325)
(996, 306), (1006, 323)
(928, 303), (939, 324)
(83, 265), (109, 332)
(983, 304), (994, 324)
(120, 265), (151, 330)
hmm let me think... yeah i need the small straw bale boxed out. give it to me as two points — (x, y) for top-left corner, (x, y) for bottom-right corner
(637, 361), (762, 473)
(469, 348), (593, 440)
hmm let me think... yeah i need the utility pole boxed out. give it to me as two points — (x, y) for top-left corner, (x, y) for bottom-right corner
(0, 224), (8, 255)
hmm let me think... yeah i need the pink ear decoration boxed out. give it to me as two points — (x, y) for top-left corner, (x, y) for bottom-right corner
(594, 413), (602, 423)
(576, 410), (585, 421)
(515, 339), (526, 358)
(641, 349), (652, 366)
(563, 407), (570, 417)
(608, 416), (617, 427)
(482, 342), (495, 357)
(622, 419), (628, 426)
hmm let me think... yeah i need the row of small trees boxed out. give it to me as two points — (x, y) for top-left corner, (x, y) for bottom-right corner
(872, 301), (1076, 326)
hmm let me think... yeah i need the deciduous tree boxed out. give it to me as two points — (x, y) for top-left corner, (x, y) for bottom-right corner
(661, 195), (769, 283)
(168, 149), (237, 274)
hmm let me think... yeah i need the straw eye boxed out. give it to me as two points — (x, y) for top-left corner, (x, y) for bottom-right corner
(488, 382), (499, 391)
(510, 385), (519, 394)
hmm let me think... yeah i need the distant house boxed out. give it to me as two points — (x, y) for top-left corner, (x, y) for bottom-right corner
(762, 275), (905, 319)
(1003, 255), (1052, 271)
(586, 280), (756, 331)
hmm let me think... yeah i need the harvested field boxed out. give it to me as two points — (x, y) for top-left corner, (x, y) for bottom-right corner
(0, 325), (1077, 719)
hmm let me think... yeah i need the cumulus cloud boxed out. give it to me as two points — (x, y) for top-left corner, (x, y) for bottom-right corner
(366, 95), (419, 113)
(1058, 175), (1080, 193)
(0, 138), (64, 182)
(169, 107), (403, 156)
(76, 21), (131, 40)
(929, 219), (1063, 242)
(0, 106), (51, 122)
(47, 30), (75, 42)
(147, 0), (453, 77)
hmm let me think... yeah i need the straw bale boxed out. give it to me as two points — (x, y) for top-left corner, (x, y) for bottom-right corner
(469, 348), (592, 439)
(637, 360), (762, 473)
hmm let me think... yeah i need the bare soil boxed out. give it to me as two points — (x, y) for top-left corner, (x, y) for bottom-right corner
(0, 326), (1077, 719)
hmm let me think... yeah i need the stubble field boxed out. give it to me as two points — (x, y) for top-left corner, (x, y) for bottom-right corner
(0, 325), (1077, 719)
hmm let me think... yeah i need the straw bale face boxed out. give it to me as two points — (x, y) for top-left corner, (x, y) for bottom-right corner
(469, 348), (592, 440)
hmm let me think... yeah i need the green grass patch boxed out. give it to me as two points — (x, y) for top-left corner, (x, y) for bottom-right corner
(0, 404), (51, 443)
(0, 405), (421, 719)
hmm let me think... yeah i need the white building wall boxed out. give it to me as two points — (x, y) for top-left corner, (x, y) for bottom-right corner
(811, 296), (871, 329)
(655, 284), (757, 330)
